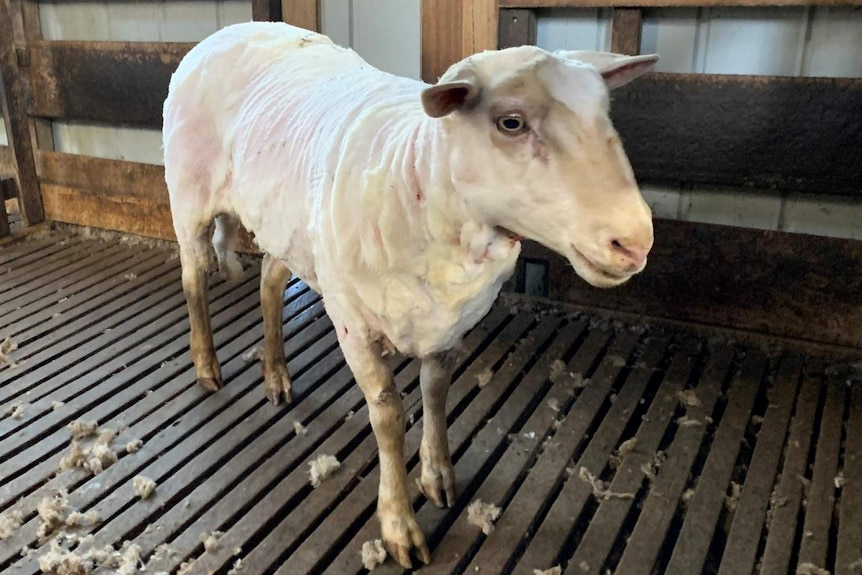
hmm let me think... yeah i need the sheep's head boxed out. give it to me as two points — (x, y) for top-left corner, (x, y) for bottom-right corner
(422, 46), (659, 288)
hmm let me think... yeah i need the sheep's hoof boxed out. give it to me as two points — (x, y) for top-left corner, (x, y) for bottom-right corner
(198, 377), (223, 392)
(263, 366), (293, 406)
(416, 465), (456, 509)
(380, 513), (431, 569)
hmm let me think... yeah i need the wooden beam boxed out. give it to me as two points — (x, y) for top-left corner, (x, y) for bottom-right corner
(281, 0), (319, 31)
(0, 0), (43, 225)
(498, 8), (538, 48)
(252, 0), (282, 21)
(500, 0), (862, 6)
(27, 41), (195, 128)
(36, 151), (168, 202)
(611, 8), (642, 54)
(522, 219), (862, 350)
(463, 0), (499, 56)
(422, 0), (463, 83)
(18, 0), (56, 151)
(42, 183), (177, 241)
(611, 73), (862, 195)
(0, 145), (14, 177)
(36, 152), (259, 252)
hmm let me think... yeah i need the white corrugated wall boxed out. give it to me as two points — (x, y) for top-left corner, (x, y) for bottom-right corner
(0, 2), (859, 237)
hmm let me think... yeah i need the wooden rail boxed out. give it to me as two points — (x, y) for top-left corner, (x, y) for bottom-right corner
(27, 41), (195, 128)
(0, 0), (43, 229)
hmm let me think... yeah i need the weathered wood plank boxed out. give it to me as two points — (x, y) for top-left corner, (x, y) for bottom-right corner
(498, 8), (538, 49)
(41, 183), (176, 241)
(0, 146), (14, 176)
(532, 218), (862, 352)
(616, 351), (768, 575)
(500, 0), (862, 7)
(0, 0), (43, 225)
(27, 41), (194, 128)
(757, 363), (822, 575)
(797, 371), (845, 571)
(568, 343), (736, 575)
(611, 8), (642, 55)
(511, 337), (701, 575)
(37, 151), (168, 201)
(38, 156), (258, 251)
(837, 380), (862, 575)
(4, 297), (330, 571)
(717, 354), (804, 575)
(467, 0), (499, 54)
(612, 73), (862, 195)
(422, 0), (463, 83)
(458, 334), (668, 575)
(281, 0), (319, 31)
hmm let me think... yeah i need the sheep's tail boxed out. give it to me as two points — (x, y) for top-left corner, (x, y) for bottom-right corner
(212, 214), (245, 282)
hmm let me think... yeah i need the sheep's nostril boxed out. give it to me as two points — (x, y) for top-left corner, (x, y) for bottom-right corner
(609, 239), (647, 267)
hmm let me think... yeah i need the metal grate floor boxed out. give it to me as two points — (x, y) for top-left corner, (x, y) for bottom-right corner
(0, 229), (859, 575)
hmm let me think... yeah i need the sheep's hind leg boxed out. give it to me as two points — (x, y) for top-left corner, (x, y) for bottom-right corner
(260, 254), (293, 405)
(180, 230), (222, 392)
(417, 349), (458, 508)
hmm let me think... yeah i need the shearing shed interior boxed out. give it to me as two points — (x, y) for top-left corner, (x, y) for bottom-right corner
(0, 1), (861, 574)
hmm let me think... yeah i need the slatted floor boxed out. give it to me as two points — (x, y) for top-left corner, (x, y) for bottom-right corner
(0, 228), (860, 575)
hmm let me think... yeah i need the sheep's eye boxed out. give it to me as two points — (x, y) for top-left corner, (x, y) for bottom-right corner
(496, 114), (528, 135)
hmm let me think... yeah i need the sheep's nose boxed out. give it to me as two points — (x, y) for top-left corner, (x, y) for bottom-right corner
(610, 238), (648, 270)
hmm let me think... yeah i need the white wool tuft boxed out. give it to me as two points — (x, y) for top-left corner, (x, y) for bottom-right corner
(466, 499), (502, 535)
(308, 454), (341, 488)
(533, 567), (562, 575)
(133, 476), (157, 499)
(360, 539), (387, 570)
(0, 509), (23, 539)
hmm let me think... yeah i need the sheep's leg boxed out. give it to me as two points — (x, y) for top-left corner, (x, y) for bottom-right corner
(343, 337), (430, 568)
(212, 214), (244, 282)
(179, 232), (222, 391)
(417, 349), (458, 508)
(260, 254), (293, 405)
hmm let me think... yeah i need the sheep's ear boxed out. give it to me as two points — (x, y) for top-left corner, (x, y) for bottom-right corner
(556, 51), (659, 90)
(422, 80), (480, 118)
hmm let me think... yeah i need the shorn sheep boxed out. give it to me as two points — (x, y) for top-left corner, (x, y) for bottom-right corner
(163, 21), (657, 567)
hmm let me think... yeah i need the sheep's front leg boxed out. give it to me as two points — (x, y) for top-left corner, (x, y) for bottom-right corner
(344, 338), (430, 568)
(179, 237), (222, 391)
(260, 254), (293, 405)
(417, 350), (458, 508)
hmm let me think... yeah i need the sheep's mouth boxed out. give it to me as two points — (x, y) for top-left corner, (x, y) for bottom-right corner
(496, 226), (523, 243)
(569, 245), (631, 284)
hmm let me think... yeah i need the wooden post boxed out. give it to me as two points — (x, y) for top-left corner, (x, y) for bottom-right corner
(281, 0), (319, 31)
(19, 0), (55, 152)
(463, 0), (499, 57)
(421, 0), (464, 83)
(0, 0), (43, 226)
(498, 8), (537, 48)
(611, 8), (643, 55)
(252, 0), (282, 21)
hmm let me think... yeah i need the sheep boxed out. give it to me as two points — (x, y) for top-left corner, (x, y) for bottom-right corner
(162, 21), (657, 568)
